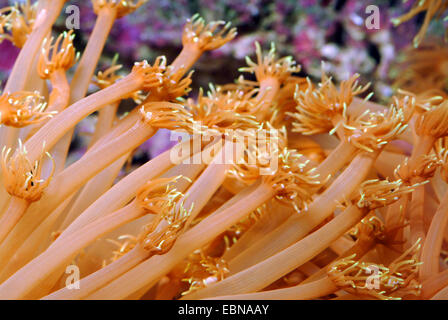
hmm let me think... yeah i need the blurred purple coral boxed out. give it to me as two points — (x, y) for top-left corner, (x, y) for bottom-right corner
(0, 41), (19, 71)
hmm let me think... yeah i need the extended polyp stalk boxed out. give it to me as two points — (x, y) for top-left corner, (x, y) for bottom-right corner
(175, 139), (232, 225)
(183, 204), (368, 299)
(300, 216), (383, 285)
(0, 197), (29, 245)
(41, 101), (189, 211)
(57, 153), (128, 230)
(70, 2), (122, 103)
(56, 99), (144, 227)
(222, 201), (294, 262)
(43, 71), (69, 114)
(0, 201), (145, 299)
(431, 285), (448, 300)
(313, 138), (357, 184)
(88, 63), (124, 145)
(60, 105), (125, 223)
(0, 153), (206, 283)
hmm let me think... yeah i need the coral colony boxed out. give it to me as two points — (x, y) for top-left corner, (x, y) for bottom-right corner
(0, 0), (447, 301)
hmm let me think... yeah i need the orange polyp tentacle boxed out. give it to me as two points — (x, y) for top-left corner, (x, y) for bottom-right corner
(171, 14), (237, 74)
(92, 61), (124, 91)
